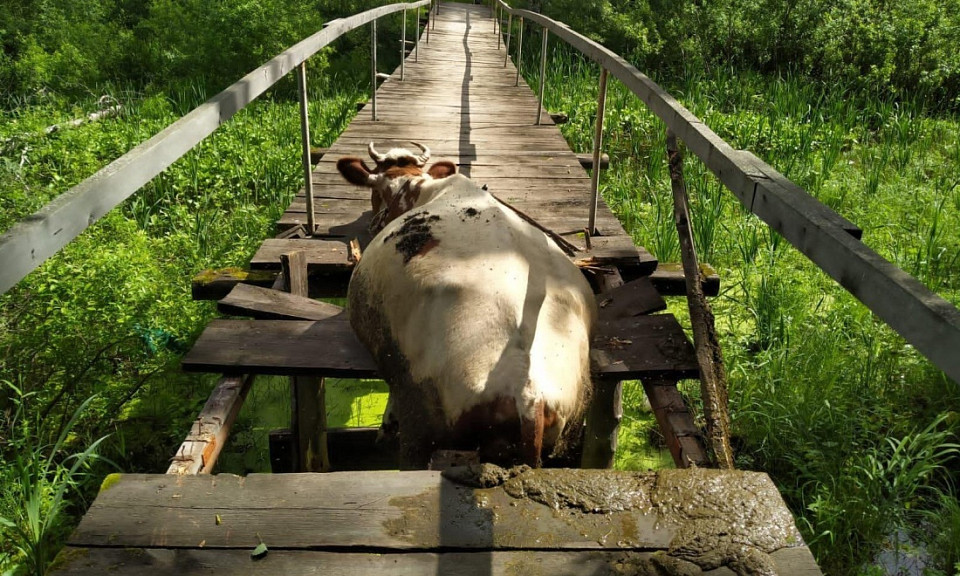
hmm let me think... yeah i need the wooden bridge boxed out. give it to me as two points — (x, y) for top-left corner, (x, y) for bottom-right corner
(4, 0), (955, 574)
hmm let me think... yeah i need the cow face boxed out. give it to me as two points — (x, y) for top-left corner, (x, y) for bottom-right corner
(336, 142), (457, 233)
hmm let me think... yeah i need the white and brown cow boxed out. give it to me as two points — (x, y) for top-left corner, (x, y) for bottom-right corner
(338, 143), (595, 468)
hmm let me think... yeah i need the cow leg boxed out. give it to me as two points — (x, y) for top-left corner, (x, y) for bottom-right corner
(519, 399), (545, 467)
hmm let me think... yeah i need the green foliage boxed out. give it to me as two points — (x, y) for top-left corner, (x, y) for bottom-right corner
(513, 0), (960, 108)
(533, 55), (960, 573)
(0, 382), (109, 576)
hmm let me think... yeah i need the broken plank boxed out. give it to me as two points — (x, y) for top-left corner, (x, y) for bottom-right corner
(166, 375), (255, 475)
(596, 276), (667, 320)
(217, 283), (343, 321)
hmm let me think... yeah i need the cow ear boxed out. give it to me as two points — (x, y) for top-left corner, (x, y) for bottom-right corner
(427, 160), (457, 180)
(337, 157), (375, 187)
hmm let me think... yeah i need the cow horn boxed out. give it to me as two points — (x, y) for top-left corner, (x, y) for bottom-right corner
(411, 141), (431, 166)
(368, 142), (386, 163)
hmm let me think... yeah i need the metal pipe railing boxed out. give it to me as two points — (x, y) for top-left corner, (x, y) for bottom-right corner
(536, 29), (548, 125)
(514, 17), (524, 86)
(587, 68), (608, 236)
(296, 62), (316, 235)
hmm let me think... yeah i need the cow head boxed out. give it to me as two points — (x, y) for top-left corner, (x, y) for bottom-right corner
(337, 142), (457, 233)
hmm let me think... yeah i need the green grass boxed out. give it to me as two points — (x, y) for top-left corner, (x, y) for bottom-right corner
(0, 76), (365, 574)
(528, 47), (960, 574)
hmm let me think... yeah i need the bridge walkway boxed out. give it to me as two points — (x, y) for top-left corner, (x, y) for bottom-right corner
(50, 3), (822, 574)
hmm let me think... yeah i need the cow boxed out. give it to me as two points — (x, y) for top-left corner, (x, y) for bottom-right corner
(337, 142), (596, 468)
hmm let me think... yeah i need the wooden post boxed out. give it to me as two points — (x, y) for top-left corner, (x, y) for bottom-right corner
(281, 251), (330, 473)
(415, 6), (420, 62)
(371, 19), (378, 121)
(587, 67), (608, 236)
(666, 130), (735, 470)
(514, 17), (524, 86)
(296, 63), (316, 236)
(536, 28), (548, 125)
(400, 9), (406, 81)
(581, 266), (624, 469)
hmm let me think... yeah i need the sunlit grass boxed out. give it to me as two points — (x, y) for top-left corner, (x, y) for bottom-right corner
(525, 46), (960, 573)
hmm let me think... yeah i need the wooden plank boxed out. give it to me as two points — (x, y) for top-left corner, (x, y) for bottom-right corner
(647, 262), (721, 297)
(191, 268), (277, 300)
(180, 318), (378, 377)
(182, 312), (697, 380)
(596, 276), (667, 319)
(192, 268), (351, 300)
(67, 468), (810, 566)
(217, 283), (343, 321)
(642, 380), (709, 468)
(0, 0), (430, 296)
(166, 375), (255, 475)
(50, 547), (819, 575)
(250, 238), (354, 270)
(591, 314), (700, 380)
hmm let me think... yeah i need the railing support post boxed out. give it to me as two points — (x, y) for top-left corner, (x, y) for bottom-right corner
(666, 129), (736, 470)
(496, 6), (501, 48)
(514, 17), (524, 86)
(503, 13), (513, 67)
(296, 62), (316, 235)
(426, 3), (431, 42)
(371, 19), (378, 121)
(415, 6), (420, 62)
(401, 9), (406, 81)
(536, 28), (548, 124)
(587, 67), (608, 236)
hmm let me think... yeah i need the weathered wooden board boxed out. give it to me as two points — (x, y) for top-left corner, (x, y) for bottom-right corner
(181, 317), (376, 377)
(51, 547), (821, 575)
(66, 468), (814, 572)
(250, 238), (355, 270)
(217, 283), (344, 321)
(596, 276), (667, 319)
(591, 314), (700, 380)
(182, 311), (694, 380)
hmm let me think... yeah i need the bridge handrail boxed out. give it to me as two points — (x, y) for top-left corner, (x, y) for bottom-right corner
(0, 0), (431, 297)
(494, 0), (960, 384)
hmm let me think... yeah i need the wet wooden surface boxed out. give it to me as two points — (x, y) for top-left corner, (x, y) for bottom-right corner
(56, 468), (821, 575)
